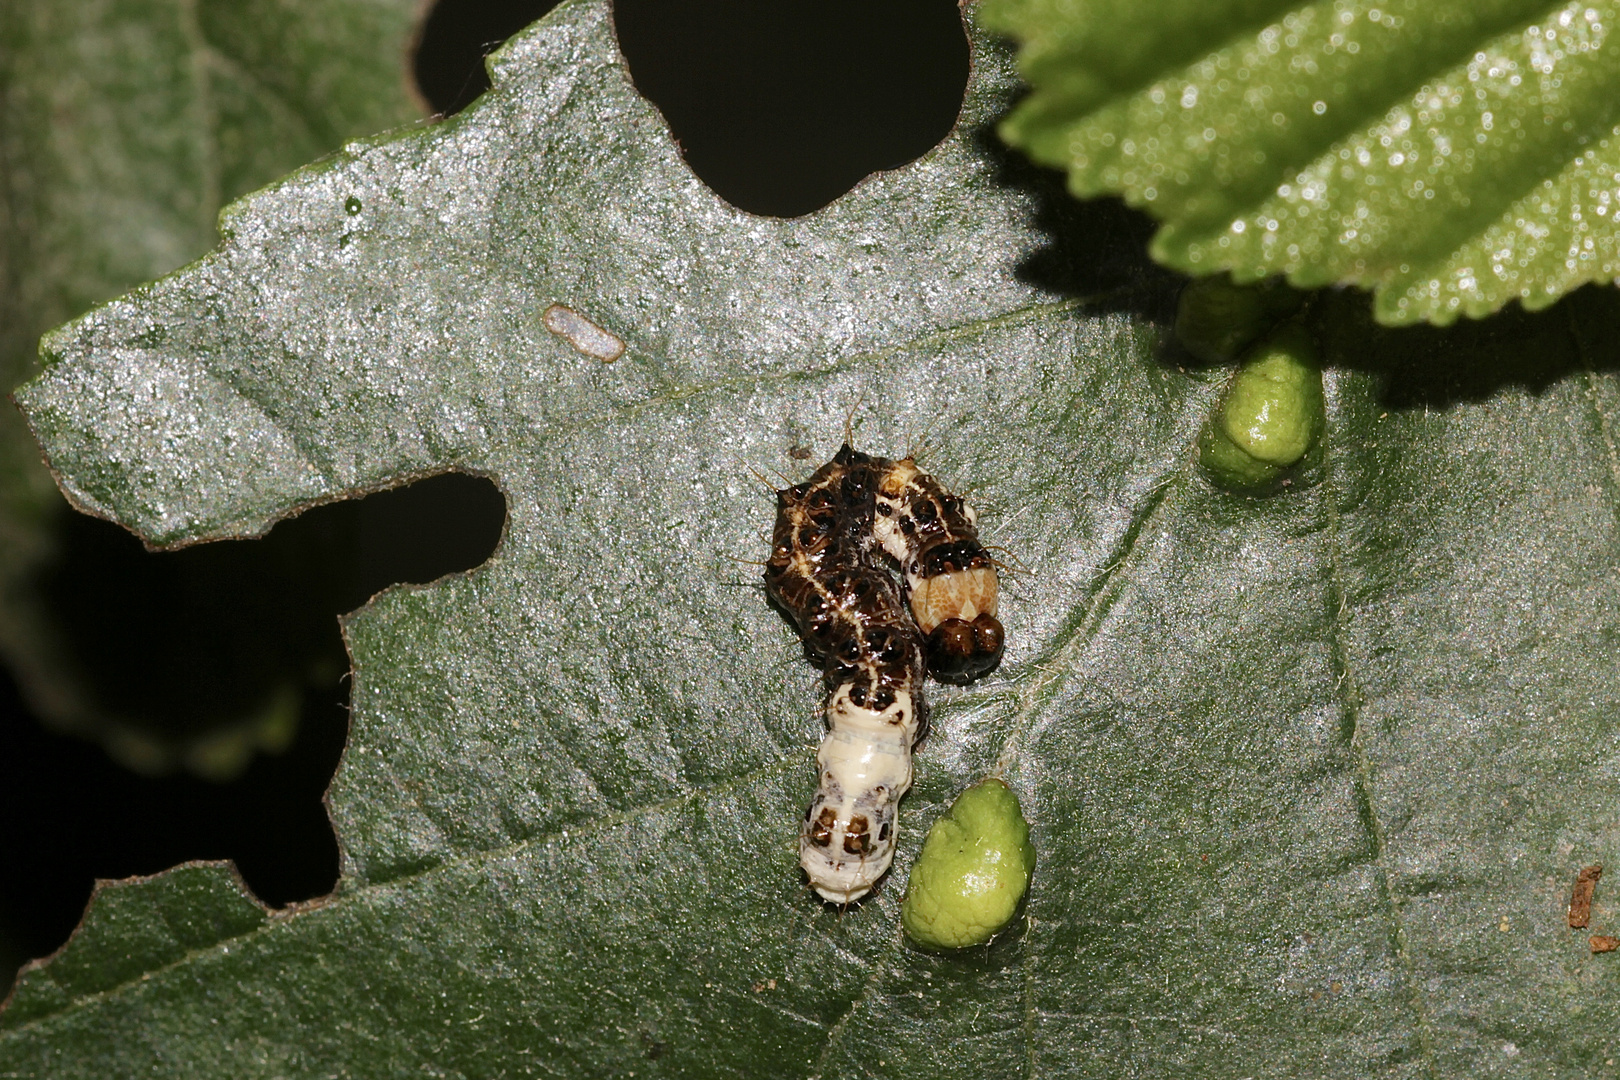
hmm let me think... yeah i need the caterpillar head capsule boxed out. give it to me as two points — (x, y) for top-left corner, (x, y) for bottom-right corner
(925, 613), (1005, 681)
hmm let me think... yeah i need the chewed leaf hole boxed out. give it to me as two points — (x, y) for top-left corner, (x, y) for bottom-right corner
(412, 0), (563, 116)
(0, 474), (506, 985)
(614, 0), (970, 217)
(412, 0), (970, 215)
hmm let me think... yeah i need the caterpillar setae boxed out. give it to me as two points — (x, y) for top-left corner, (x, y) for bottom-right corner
(765, 444), (1003, 903)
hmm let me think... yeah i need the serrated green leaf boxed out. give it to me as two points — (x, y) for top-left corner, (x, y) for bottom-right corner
(0, 0), (423, 770)
(5, 2), (1620, 1076)
(981, 0), (1620, 326)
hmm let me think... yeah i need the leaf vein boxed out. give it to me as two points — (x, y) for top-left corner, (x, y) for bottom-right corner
(533, 289), (1143, 443)
(1320, 387), (1440, 1077)
(807, 922), (906, 1079)
(993, 462), (1191, 774)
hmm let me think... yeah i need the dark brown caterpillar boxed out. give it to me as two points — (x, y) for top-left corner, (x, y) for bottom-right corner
(766, 444), (1002, 902)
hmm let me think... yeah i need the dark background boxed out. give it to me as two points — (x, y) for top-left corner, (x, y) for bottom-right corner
(0, 0), (976, 993)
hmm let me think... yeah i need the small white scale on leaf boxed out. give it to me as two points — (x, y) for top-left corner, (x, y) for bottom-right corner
(542, 303), (625, 362)
(764, 443), (1005, 904)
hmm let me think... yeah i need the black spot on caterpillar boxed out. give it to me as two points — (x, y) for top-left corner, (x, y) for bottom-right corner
(765, 444), (1003, 903)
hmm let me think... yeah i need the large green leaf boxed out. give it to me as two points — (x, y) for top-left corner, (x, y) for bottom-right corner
(980, 0), (1620, 327)
(0, 0), (423, 772)
(6, 2), (1620, 1075)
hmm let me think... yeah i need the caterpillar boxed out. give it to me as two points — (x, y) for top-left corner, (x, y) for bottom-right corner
(765, 444), (1003, 903)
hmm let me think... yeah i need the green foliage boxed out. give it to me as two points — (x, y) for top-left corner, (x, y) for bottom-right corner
(979, 0), (1620, 327)
(902, 778), (1036, 949)
(5, 2), (1620, 1077)
(0, 0), (423, 773)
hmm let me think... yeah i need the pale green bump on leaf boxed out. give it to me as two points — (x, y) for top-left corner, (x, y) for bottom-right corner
(978, 0), (1620, 327)
(1173, 274), (1305, 363)
(902, 779), (1035, 949)
(8, 0), (1620, 1074)
(1199, 321), (1325, 491)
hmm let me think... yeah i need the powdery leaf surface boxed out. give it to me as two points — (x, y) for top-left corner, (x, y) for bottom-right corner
(6, 3), (1620, 1076)
(981, 0), (1620, 327)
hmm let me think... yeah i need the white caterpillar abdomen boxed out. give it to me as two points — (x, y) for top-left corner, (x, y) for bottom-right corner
(801, 685), (921, 901)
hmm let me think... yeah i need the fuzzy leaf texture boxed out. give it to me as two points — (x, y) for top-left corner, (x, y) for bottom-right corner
(979, 0), (1620, 326)
(7, 2), (1620, 1077)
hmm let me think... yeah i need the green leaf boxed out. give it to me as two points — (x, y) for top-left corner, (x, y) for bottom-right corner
(980, 0), (1620, 327)
(6, 2), (1620, 1075)
(0, 0), (423, 770)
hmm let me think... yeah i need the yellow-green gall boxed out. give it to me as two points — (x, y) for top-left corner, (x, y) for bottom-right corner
(1174, 275), (1305, 363)
(1198, 321), (1325, 493)
(901, 778), (1035, 949)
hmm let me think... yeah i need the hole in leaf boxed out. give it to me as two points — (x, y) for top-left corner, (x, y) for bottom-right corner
(410, 0), (970, 216)
(0, 473), (506, 985)
(612, 0), (970, 218)
(412, 0), (563, 116)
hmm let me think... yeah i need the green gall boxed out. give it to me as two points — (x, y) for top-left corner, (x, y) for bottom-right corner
(1198, 322), (1325, 494)
(902, 778), (1035, 950)
(1174, 275), (1305, 363)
